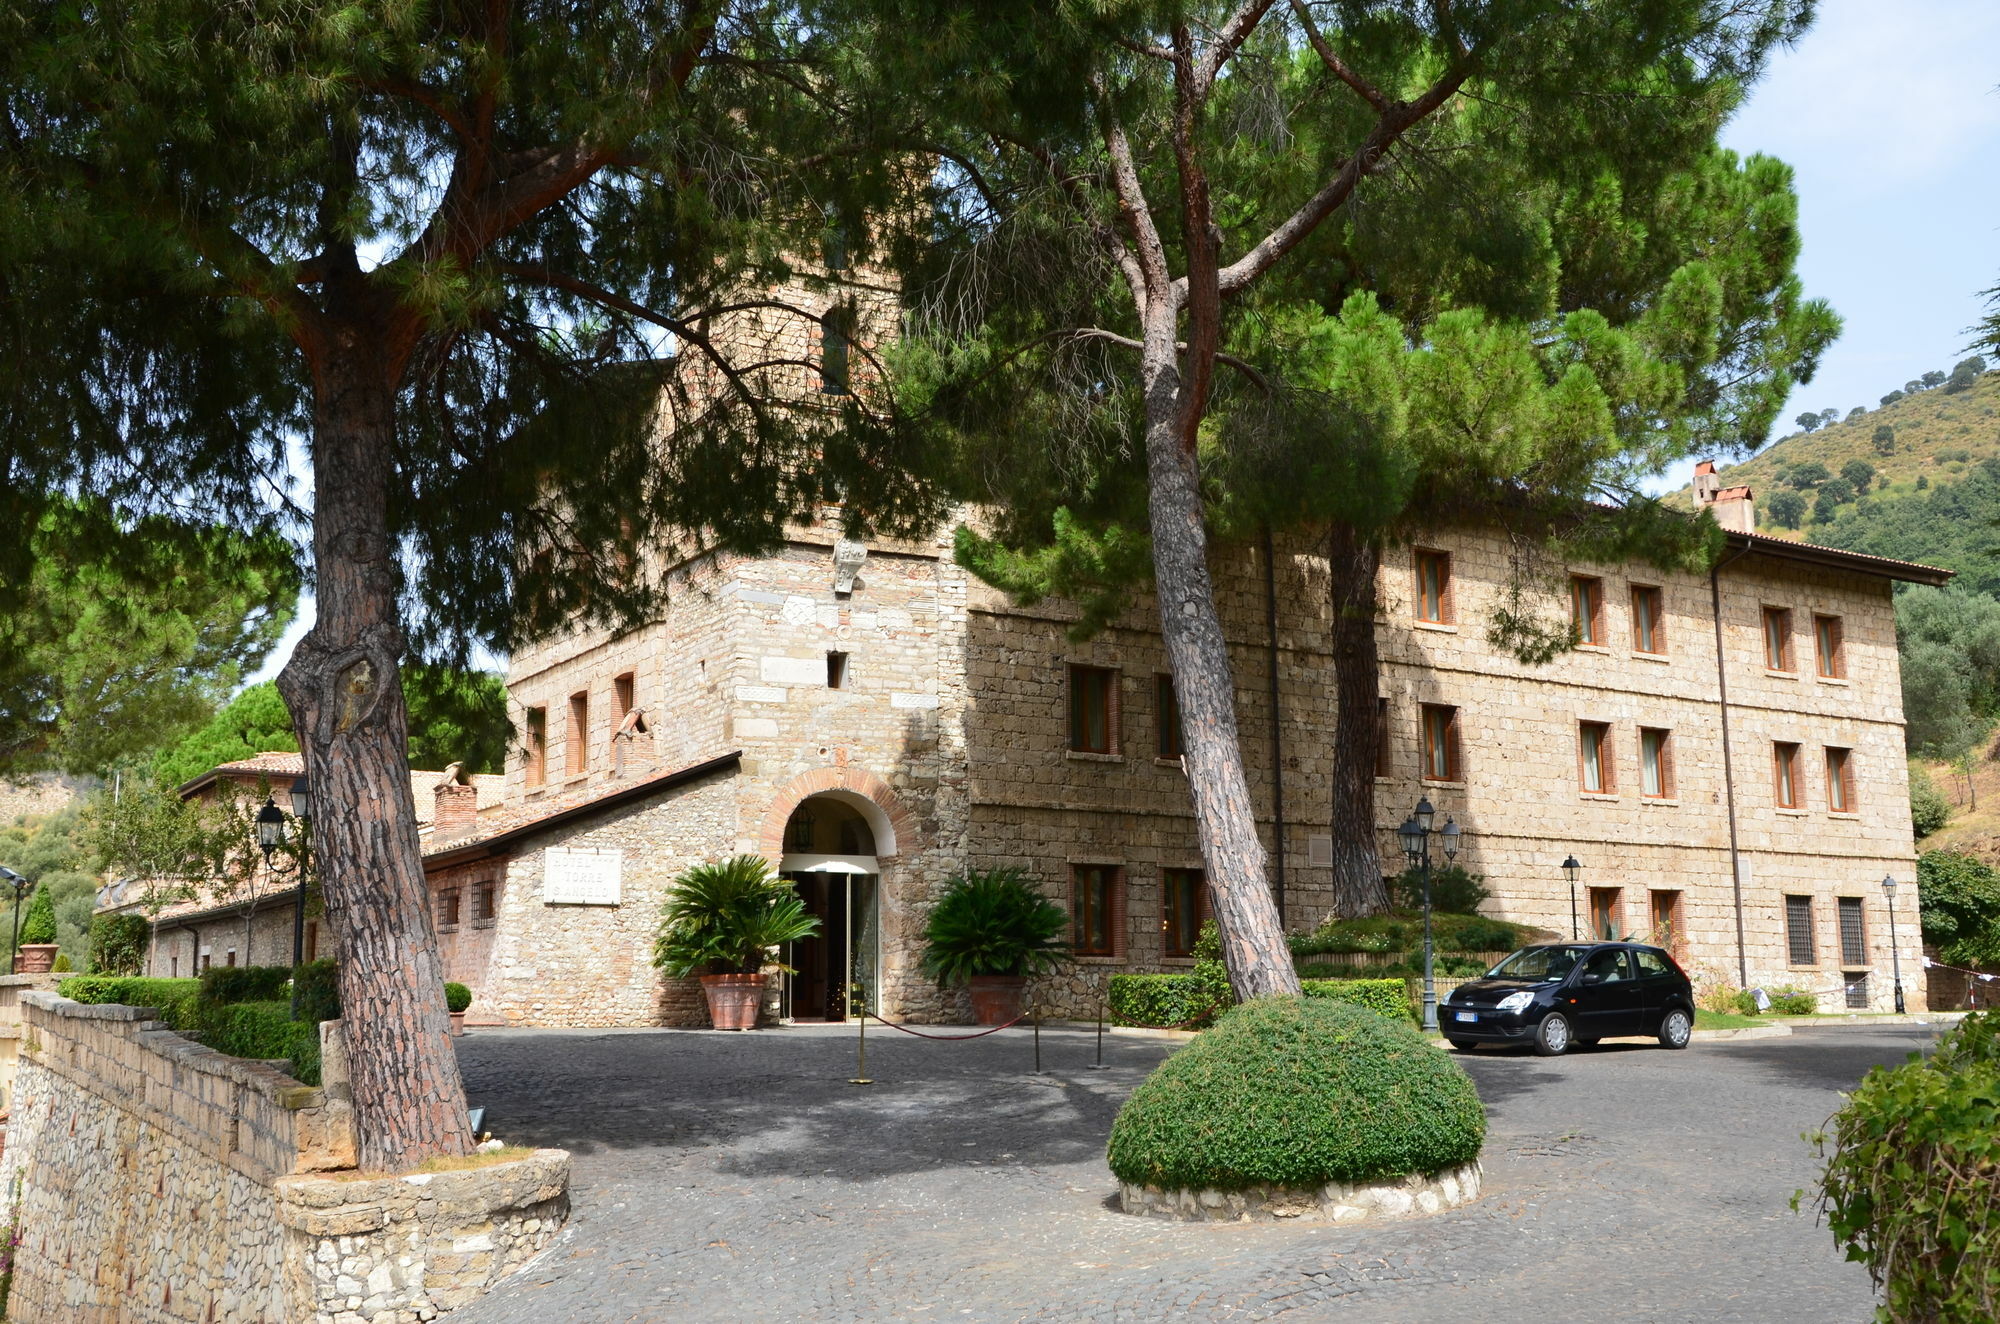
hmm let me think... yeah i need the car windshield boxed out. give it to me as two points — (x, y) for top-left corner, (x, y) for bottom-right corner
(1486, 945), (1591, 981)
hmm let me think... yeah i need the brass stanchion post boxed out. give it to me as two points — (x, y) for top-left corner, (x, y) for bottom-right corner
(1032, 1002), (1045, 1074)
(849, 989), (873, 1086)
(1089, 996), (1107, 1069)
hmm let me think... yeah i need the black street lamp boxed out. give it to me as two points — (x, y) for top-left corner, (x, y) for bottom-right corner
(257, 776), (313, 1020)
(1881, 874), (1906, 1014)
(1562, 855), (1583, 940)
(1397, 797), (1461, 1033)
(1, 866), (27, 974)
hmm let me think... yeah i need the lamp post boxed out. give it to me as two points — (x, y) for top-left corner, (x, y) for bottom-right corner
(257, 777), (313, 1020)
(1, 866), (27, 974)
(1881, 874), (1906, 1014)
(1562, 855), (1582, 941)
(1398, 797), (1461, 1033)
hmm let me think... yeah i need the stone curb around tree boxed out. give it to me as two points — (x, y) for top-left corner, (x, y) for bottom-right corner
(1119, 1161), (1482, 1224)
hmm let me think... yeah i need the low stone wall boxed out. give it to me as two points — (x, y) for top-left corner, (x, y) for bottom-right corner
(1119, 1161), (1482, 1224)
(0, 992), (568, 1323)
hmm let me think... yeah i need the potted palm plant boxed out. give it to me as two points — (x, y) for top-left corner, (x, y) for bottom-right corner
(653, 855), (820, 1030)
(919, 869), (1070, 1025)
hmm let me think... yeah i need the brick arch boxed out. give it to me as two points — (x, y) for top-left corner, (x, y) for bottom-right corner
(756, 767), (912, 863)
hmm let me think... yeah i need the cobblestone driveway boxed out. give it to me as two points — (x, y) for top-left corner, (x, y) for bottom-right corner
(450, 1022), (1931, 1323)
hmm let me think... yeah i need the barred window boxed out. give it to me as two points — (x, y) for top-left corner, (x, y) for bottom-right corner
(1838, 896), (1867, 967)
(1785, 895), (1816, 966)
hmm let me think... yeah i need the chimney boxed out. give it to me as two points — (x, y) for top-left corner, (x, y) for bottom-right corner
(433, 763), (478, 841)
(1691, 460), (1755, 533)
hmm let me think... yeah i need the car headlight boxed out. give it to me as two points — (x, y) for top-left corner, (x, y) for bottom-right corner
(1496, 991), (1535, 1013)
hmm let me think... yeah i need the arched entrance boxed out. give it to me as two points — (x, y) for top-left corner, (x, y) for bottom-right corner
(778, 795), (882, 1022)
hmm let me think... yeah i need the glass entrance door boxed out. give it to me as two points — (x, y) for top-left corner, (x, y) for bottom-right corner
(781, 871), (880, 1022)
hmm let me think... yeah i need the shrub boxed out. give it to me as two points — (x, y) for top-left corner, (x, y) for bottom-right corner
(290, 959), (342, 1024)
(1768, 987), (1818, 1015)
(59, 975), (201, 1021)
(189, 1000), (321, 1084)
(49, 953), (72, 972)
(1106, 997), (1486, 1191)
(1299, 977), (1412, 1022)
(86, 913), (150, 975)
(1387, 865), (1490, 916)
(200, 964), (291, 1005)
(1919, 850), (2000, 967)
(917, 868), (1070, 984)
(653, 854), (821, 977)
(1801, 1012), (2000, 1321)
(1108, 973), (1231, 1030)
(17, 886), (55, 945)
(1912, 767), (1953, 838)
(444, 981), (473, 1013)
(1731, 989), (1763, 1016)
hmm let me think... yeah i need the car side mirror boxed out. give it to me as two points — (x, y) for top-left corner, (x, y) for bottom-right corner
(1579, 972), (1604, 986)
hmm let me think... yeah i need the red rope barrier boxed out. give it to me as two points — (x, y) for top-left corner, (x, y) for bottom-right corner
(863, 1010), (1028, 1040)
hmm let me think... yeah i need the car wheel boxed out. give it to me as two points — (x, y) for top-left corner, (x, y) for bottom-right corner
(1658, 1007), (1693, 1050)
(1448, 1038), (1478, 1052)
(1533, 1012), (1572, 1057)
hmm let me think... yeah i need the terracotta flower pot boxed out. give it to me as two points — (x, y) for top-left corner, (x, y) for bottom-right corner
(14, 944), (58, 975)
(701, 973), (767, 1030)
(967, 975), (1026, 1026)
(449, 1011), (466, 1037)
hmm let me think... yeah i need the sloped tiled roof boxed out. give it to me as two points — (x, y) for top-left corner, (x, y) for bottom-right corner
(423, 752), (743, 866)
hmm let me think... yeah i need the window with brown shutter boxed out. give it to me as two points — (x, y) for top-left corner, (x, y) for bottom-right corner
(1413, 549), (1452, 624)
(1578, 721), (1614, 794)
(1161, 868), (1205, 958)
(1068, 666), (1119, 754)
(1571, 576), (1605, 646)
(1588, 887), (1624, 941)
(1072, 864), (1121, 957)
(565, 691), (589, 776)
(614, 672), (635, 725)
(1773, 741), (1802, 808)
(1762, 607), (1795, 672)
(1155, 673), (1183, 760)
(524, 707), (548, 787)
(1420, 704), (1461, 783)
(1640, 727), (1674, 799)
(1815, 615), (1846, 678)
(1826, 746), (1856, 812)
(1631, 585), (1666, 655)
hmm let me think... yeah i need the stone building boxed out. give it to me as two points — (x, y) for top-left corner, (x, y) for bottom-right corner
(413, 469), (1946, 1026)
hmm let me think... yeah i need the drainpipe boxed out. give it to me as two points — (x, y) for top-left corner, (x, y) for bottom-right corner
(1262, 526), (1287, 926)
(1710, 542), (1754, 987)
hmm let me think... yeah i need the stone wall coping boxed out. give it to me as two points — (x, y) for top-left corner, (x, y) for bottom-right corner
(274, 1149), (571, 1236)
(24, 990), (314, 1101)
(22, 988), (158, 1021)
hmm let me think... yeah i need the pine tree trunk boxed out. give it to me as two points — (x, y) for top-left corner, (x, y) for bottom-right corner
(1139, 318), (1299, 1002)
(276, 332), (474, 1171)
(1328, 522), (1389, 917)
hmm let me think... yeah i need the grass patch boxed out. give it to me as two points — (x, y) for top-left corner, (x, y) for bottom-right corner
(1696, 1009), (1762, 1030)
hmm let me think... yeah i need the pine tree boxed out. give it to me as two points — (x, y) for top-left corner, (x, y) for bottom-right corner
(0, 2), (886, 1168)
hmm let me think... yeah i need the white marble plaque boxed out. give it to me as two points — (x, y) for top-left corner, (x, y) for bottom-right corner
(890, 692), (940, 709)
(543, 848), (623, 906)
(761, 655), (826, 686)
(735, 685), (788, 704)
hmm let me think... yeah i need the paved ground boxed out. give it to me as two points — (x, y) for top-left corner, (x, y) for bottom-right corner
(449, 1019), (1938, 1323)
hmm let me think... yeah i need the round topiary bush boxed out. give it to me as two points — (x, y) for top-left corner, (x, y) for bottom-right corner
(1107, 996), (1485, 1193)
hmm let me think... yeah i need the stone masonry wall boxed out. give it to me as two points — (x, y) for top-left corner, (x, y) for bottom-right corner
(0, 994), (569, 1323)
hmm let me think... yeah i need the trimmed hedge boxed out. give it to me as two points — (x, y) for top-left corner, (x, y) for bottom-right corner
(200, 964), (292, 1005)
(1299, 978), (1411, 1023)
(1108, 973), (1232, 1030)
(61, 972), (324, 1085)
(291, 959), (342, 1024)
(1803, 1011), (2000, 1321)
(1107, 997), (1486, 1191)
(60, 975), (201, 1020)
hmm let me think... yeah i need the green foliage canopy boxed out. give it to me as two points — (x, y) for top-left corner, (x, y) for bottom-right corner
(917, 868), (1071, 984)
(1918, 851), (2000, 969)
(1893, 585), (2000, 758)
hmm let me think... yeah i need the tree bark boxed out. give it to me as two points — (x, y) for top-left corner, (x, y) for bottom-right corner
(1139, 311), (1300, 1002)
(1327, 521), (1389, 917)
(277, 324), (474, 1171)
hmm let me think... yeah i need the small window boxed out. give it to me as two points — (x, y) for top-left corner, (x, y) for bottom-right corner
(1587, 888), (1623, 941)
(819, 302), (855, 395)
(1073, 865), (1120, 957)
(614, 672), (636, 725)
(827, 651), (849, 690)
(1815, 615), (1845, 679)
(1571, 576), (1604, 646)
(226, 949), (238, 968)
(1630, 585), (1665, 655)
(439, 891), (461, 928)
(566, 691), (589, 776)
(1375, 696), (1391, 778)
(1826, 746), (1855, 812)
(1838, 896), (1867, 967)
(1773, 741), (1802, 808)
(1414, 549), (1452, 624)
(1161, 868), (1205, 958)
(1845, 970), (1870, 1010)
(1068, 665), (1118, 754)
(170, 955), (179, 978)
(1578, 721), (1614, 794)
(1420, 704), (1461, 783)
(1155, 674), (1183, 760)
(201, 952), (212, 972)
(1762, 607), (1795, 672)
(304, 921), (319, 962)
(1785, 894), (1816, 965)
(524, 707), (548, 787)
(474, 883), (497, 923)
(1640, 727), (1674, 799)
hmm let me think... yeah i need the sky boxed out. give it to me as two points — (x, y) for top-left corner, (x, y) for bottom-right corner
(253, 0), (2000, 684)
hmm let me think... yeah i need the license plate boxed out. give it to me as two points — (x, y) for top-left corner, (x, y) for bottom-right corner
(1454, 1011), (1477, 1023)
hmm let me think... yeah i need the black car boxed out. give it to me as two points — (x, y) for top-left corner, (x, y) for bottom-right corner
(1440, 942), (1695, 1056)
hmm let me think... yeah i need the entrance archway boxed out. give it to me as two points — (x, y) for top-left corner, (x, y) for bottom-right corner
(778, 796), (881, 1022)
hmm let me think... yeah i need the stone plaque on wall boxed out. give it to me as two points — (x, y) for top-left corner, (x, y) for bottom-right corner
(543, 848), (623, 906)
